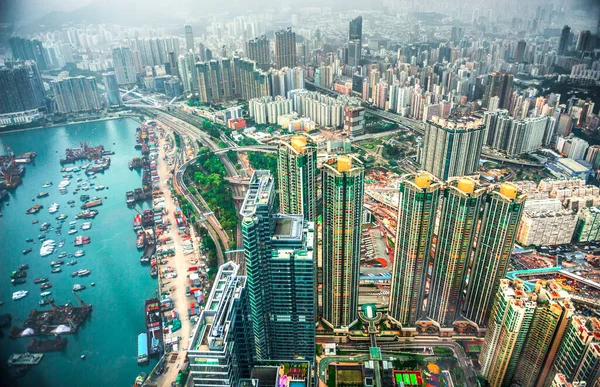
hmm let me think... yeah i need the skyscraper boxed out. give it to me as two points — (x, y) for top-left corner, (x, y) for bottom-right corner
(484, 72), (513, 109)
(240, 171), (316, 361)
(185, 24), (194, 53)
(389, 172), (441, 327)
(0, 63), (44, 114)
(558, 25), (571, 55)
(247, 35), (270, 71)
(347, 16), (362, 67)
(421, 116), (486, 180)
(187, 262), (253, 386)
(463, 183), (525, 327)
(277, 135), (318, 222)
(426, 178), (485, 327)
(322, 156), (364, 329)
(515, 40), (527, 63)
(102, 72), (122, 106)
(274, 28), (296, 69)
(111, 47), (137, 85)
(51, 76), (102, 113)
(9, 37), (48, 71)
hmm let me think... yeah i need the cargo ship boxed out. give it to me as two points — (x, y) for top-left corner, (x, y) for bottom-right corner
(136, 231), (145, 250)
(133, 214), (142, 230)
(76, 210), (98, 219)
(145, 298), (164, 357)
(81, 199), (102, 209)
(137, 333), (148, 364)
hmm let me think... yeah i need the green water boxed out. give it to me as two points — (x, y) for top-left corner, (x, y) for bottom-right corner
(0, 119), (157, 386)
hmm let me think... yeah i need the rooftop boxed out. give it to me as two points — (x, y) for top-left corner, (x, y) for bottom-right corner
(240, 170), (274, 217)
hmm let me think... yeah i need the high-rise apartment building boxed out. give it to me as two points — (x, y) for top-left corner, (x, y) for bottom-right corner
(9, 37), (48, 71)
(322, 156), (364, 329)
(111, 47), (137, 85)
(427, 178), (485, 327)
(0, 62), (45, 114)
(389, 173), (441, 327)
(343, 106), (365, 136)
(463, 183), (525, 327)
(575, 207), (600, 243)
(247, 35), (270, 71)
(51, 76), (102, 114)
(515, 40), (527, 63)
(479, 279), (536, 387)
(185, 24), (194, 53)
(240, 171), (316, 361)
(421, 116), (486, 180)
(187, 262), (253, 386)
(484, 72), (513, 109)
(102, 72), (122, 106)
(277, 135), (317, 222)
(274, 28), (296, 69)
(559, 25), (571, 55)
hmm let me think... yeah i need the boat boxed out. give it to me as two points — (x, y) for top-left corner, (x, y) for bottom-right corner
(58, 240), (65, 248)
(28, 337), (67, 352)
(81, 222), (92, 230)
(74, 250), (85, 257)
(23, 248), (32, 255)
(39, 240), (56, 257)
(7, 353), (43, 366)
(74, 236), (91, 246)
(51, 268), (61, 273)
(67, 200), (75, 204)
(12, 290), (28, 300)
(19, 264), (29, 270)
(59, 189), (68, 195)
(39, 222), (50, 231)
(33, 277), (48, 284)
(90, 282), (95, 287)
(40, 283), (52, 290)
(26, 238), (33, 243)
(67, 260), (77, 266)
(136, 231), (145, 250)
(81, 199), (102, 209)
(38, 234), (46, 240)
(71, 271), (79, 277)
(56, 214), (68, 220)
(37, 192), (49, 198)
(80, 194), (90, 202)
(40, 291), (51, 297)
(43, 182), (53, 188)
(68, 229), (78, 235)
(26, 204), (43, 214)
(77, 269), (91, 277)
(72, 284), (86, 292)
(133, 214), (142, 230)
(95, 185), (105, 191)
(11, 278), (26, 285)
(76, 210), (98, 219)
(32, 220), (39, 224)
(11, 270), (27, 279)
(38, 298), (54, 306)
(56, 259), (64, 265)
(58, 252), (67, 258)
(69, 221), (77, 225)
(137, 333), (149, 364)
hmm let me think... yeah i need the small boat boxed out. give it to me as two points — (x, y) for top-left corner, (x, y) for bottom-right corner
(81, 222), (92, 230)
(56, 214), (68, 220)
(40, 283), (52, 290)
(37, 192), (49, 198)
(134, 372), (147, 386)
(77, 269), (91, 277)
(38, 234), (46, 240)
(90, 282), (95, 287)
(32, 220), (39, 224)
(26, 204), (43, 214)
(40, 291), (51, 297)
(51, 268), (61, 273)
(34, 277), (48, 284)
(23, 248), (32, 255)
(67, 200), (75, 204)
(39, 298), (54, 306)
(11, 278), (26, 285)
(48, 203), (59, 214)
(19, 264), (29, 270)
(40, 222), (50, 231)
(58, 240), (65, 248)
(25, 238), (34, 243)
(12, 290), (28, 300)
(11, 270), (26, 279)
(74, 250), (85, 257)
(80, 194), (90, 202)
(68, 229), (78, 235)
(67, 260), (77, 266)
(72, 284), (86, 291)
(71, 271), (79, 277)
(58, 252), (67, 258)
(56, 259), (64, 265)
(95, 185), (105, 191)
(43, 182), (53, 188)
(69, 221), (77, 225)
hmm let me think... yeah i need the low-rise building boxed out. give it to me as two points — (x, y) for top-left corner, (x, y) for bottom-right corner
(547, 158), (593, 180)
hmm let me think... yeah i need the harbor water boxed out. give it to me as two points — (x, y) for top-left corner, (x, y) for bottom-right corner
(0, 119), (157, 386)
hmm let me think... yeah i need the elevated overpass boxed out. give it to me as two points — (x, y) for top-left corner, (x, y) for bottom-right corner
(213, 145), (278, 154)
